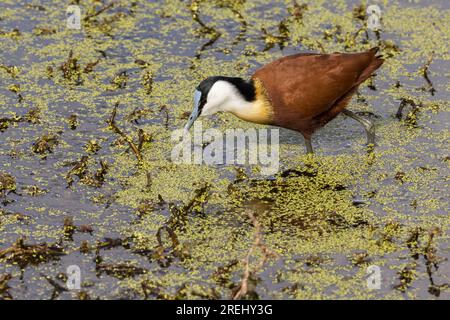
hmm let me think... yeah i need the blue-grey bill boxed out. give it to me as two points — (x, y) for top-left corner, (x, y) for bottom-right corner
(183, 90), (202, 133)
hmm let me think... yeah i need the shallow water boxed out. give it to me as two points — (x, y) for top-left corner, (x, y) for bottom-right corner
(0, 0), (449, 299)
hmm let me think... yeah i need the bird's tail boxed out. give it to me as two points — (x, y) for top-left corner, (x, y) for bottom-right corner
(356, 47), (384, 85)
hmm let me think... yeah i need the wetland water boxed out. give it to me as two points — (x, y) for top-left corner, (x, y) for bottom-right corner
(0, 0), (449, 299)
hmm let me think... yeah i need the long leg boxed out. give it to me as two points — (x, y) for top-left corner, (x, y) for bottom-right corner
(343, 109), (375, 145)
(304, 136), (313, 154)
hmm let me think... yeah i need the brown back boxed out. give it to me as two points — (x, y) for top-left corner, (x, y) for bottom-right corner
(252, 48), (383, 136)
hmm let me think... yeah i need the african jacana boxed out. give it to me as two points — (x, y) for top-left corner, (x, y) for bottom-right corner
(184, 47), (384, 153)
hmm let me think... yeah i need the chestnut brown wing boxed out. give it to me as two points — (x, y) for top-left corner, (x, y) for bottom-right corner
(252, 49), (382, 130)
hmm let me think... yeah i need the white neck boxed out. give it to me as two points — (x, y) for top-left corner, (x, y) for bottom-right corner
(202, 80), (272, 124)
(223, 91), (253, 114)
(202, 80), (252, 116)
(225, 90), (272, 124)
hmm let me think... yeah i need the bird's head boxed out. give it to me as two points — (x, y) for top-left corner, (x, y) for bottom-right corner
(184, 76), (256, 132)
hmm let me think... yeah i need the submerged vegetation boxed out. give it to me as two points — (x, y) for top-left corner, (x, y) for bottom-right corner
(0, 0), (449, 299)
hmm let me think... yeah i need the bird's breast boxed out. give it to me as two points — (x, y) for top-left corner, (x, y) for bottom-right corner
(231, 78), (274, 125)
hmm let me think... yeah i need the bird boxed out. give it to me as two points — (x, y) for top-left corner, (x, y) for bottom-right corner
(184, 47), (384, 153)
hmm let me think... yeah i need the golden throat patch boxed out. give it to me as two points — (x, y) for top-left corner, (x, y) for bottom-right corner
(231, 78), (274, 125)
